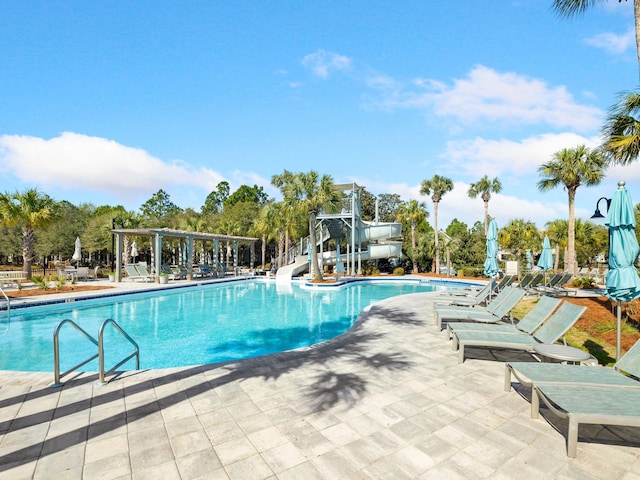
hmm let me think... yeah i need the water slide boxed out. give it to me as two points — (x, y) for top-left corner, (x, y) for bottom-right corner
(276, 221), (402, 280)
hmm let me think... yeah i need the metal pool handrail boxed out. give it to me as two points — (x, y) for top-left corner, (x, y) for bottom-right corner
(52, 318), (139, 387)
(98, 319), (140, 385)
(0, 284), (9, 313)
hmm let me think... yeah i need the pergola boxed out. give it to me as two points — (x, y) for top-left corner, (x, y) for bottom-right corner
(111, 227), (259, 283)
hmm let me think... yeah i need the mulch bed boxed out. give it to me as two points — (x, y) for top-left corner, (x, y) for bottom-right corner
(5, 285), (113, 298)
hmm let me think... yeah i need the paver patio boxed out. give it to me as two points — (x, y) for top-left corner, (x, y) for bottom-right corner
(1, 284), (640, 479)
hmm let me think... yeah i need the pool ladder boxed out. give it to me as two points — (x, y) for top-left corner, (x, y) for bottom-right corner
(0, 285), (9, 334)
(52, 318), (139, 387)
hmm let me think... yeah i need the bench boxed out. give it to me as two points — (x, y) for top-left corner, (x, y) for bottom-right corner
(0, 271), (27, 288)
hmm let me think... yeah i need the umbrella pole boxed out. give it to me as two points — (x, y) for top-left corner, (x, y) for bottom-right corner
(617, 299), (622, 361)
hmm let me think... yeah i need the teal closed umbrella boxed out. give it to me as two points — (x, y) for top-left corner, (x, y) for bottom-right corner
(538, 236), (553, 284)
(484, 219), (499, 299)
(605, 181), (640, 360)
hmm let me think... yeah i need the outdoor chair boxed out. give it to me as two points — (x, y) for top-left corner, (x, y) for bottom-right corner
(437, 286), (525, 331)
(448, 295), (561, 339)
(451, 301), (586, 363)
(523, 273), (544, 293)
(517, 273), (535, 289)
(531, 382), (640, 457)
(124, 264), (153, 282)
(536, 272), (573, 294)
(75, 267), (89, 281)
(505, 336), (640, 392)
(435, 285), (516, 329)
(161, 264), (182, 280)
(433, 280), (495, 307)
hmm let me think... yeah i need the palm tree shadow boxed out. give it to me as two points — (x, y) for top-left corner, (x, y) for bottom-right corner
(0, 293), (426, 472)
(306, 372), (368, 412)
(368, 304), (426, 326)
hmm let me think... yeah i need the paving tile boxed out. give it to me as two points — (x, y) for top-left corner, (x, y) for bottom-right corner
(260, 441), (307, 473)
(214, 437), (258, 465)
(175, 447), (223, 479)
(82, 451), (132, 480)
(84, 433), (129, 464)
(224, 453), (273, 479)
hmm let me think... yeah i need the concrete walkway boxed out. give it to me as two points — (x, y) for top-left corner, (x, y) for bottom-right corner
(1, 286), (640, 479)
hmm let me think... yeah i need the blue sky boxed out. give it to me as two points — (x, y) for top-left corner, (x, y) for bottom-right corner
(1, 1), (638, 229)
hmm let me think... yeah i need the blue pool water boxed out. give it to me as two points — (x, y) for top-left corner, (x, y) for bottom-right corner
(0, 279), (438, 372)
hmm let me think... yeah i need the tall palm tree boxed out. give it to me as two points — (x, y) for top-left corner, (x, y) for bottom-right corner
(537, 145), (607, 275)
(420, 175), (454, 274)
(601, 90), (640, 165)
(253, 202), (277, 268)
(553, 0), (640, 72)
(467, 175), (502, 235)
(271, 170), (298, 264)
(0, 188), (58, 279)
(282, 171), (343, 281)
(396, 200), (429, 274)
(545, 219), (569, 271)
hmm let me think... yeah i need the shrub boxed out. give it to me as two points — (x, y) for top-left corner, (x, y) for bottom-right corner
(393, 267), (404, 276)
(32, 275), (47, 289)
(460, 266), (483, 277)
(572, 277), (596, 289)
(363, 266), (381, 276)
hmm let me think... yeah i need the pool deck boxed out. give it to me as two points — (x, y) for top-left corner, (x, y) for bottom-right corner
(1, 279), (639, 479)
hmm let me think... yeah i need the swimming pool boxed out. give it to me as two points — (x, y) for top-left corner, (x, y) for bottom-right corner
(0, 279), (441, 372)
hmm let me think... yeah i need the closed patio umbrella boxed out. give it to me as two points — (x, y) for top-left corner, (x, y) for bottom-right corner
(71, 236), (82, 266)
(538, 236), (553, 284)
(131, 241), (139, 264)
(484, 219), (499, 299)
(526, 250), (532, 270)
(605, 181), (640, 360)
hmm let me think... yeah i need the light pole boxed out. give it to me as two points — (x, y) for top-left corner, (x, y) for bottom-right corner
(591, 197), (611, 220)
(111, 217), (123, 272)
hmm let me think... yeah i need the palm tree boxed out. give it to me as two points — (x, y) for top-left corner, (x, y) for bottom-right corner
(0, 188), (58, 279)
(281, 171), (343, 281)
(420, 175), (454, 274)
(537, 145), (607, 275)
(545, 219), (568, 271)
(253, 202), (277, 269)
(396, 200), (429, 274)
(498, 219), (541, 263)
(553, 0), (640, 72)
(601, 91), (640, 165)
(467, 175), (502, 235)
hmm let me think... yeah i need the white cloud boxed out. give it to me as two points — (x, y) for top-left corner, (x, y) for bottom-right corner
(345, 177), (562, 230)
(585, 28), (635, 55)
(442, 132), (601, 177)
(0, 132), (226, 202)
(302, 50), (352, 78)
(366, 65), (603, 131)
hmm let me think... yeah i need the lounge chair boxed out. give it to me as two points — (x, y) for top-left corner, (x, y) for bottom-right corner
(523, 273), (544, 293)
(516, 273), (535, 289)
(136, 263), (155, 279)
(448, 295), (561, 338)
(532, 383), (640, 457)
(435, 285), (517, 329)
(161, 264), (182, 280)
(499, 274), (517, 291)
(437, 286), (525, 331)
(535, 272), (566, 292)
(124, 264), (153, 282)
(451, 301), (586, 363)
(433, 280), (495, 307)
(505, 336), (640, 392)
